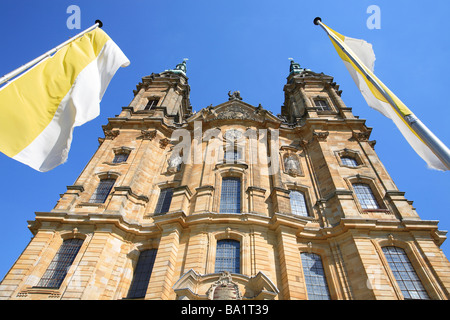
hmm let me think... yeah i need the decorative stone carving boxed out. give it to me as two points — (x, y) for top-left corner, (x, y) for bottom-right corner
(224, 129), (243, 142)
(228, 91), (242, 101)
(206, 271), (241, 300)
(159, 138), (170, 149)
(352, 131), (371, 141)
(140, 129), (157, 140)
(168, 153), (183, 173)
(284, 154), (301, 177)
(205, 104), (265, 123)
(104, 129), (120, 140)
(313, 131), (329, 141)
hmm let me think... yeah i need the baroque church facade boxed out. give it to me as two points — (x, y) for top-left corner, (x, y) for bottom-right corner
(1, 60), (449, 300)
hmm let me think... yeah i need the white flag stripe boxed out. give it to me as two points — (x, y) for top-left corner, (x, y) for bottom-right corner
(319, 21), (449, 171)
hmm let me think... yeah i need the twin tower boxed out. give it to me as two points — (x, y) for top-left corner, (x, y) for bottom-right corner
(1, 60), (449, 300)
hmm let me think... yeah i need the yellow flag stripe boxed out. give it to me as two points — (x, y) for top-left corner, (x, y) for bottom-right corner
(322, 23), (426, 145)
(0, 28), (110, 157)
(324, 23), (413, 117)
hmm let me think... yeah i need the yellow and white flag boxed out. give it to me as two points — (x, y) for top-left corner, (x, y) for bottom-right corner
(0, 28), (129, 172)
(318, 21), (448, 171)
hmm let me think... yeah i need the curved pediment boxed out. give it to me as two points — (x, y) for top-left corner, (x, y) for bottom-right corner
(172, 269), (279, 300)
(188, 100), (281, 125)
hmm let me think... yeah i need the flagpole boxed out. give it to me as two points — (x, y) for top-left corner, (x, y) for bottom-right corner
(314, 17), (450, 170)
(0, 20), (103, 86)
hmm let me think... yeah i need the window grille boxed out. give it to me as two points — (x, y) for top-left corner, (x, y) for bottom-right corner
(89, 178), (115, 203)
(352, 183), (380, 209)
(219, 177), (241, 214)
(301, 252), (331, 300)
(112, 152), (129, 164)
(36, 239), (83, 288)
(341, 156), (358, 167)
(127, 249), (158, 299)
(144, 98), (159, 110)
(154, 188), (173, 214)
(289, 190), (309, 217)
(382, 246), (429, 300)
(314, 99), (330, 111)
(215, 239), (240, 274)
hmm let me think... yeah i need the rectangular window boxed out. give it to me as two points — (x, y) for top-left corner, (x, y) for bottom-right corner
(144, 98), (159, 110)
(382, 246), (429, 300)
(154, 188), (173, 214)
(353, 183), (380, 209)
(314, 99), (330, 111)
(219, 177), (241, 214)
(301, 252), (331, 300)
(215, 239), (240, 274)
(341, 156), (358, 167)
(36, 239), (83, 288)
(112, 152), (129, 164)
(127, 249), (158, 299)
(225, 149), (241, 162)
(289, 190), (309, 217)
(89, 178), (116, 203)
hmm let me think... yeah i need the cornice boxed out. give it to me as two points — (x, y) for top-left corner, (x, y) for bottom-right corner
(28, 211), (445, 245)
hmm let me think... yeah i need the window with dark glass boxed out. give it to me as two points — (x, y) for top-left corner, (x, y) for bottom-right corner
(144, 98), (159, 110)
(215, 239), (240, 274)
(341, 156), (358, 167)
(154, 188), (173, 214)
(36, 238), (83, 288)
(382, 246), (429, 300)
(352, 183), (380, 209)
(219, 177), (241, 214)
(225, 149), (241, 163)
(301, 252), (331, 300)
(89, 178), (116, 203)
(127, 249), (158, 299)
(113, 152), (129, 164)
(289, 190), (309, 217)
(314, 99), (330, 111)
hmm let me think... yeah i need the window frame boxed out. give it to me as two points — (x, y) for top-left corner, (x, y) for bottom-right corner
(352, 182), (381, 210)
(154, 187), (174, 215)
(89, 178), (116, 204)
(112, 152), (129, 164)
(289, 189), (309, 217)
(381, 246), (430, 300)
(144, 98), (159, 111)
(301, 252), (331, 300)
(35, 238), (84, 289)
(314, 98), (330, 112)
(215, 239), (241, 274)
(340, 156), (359, 167)
(219, 177), (242, 214)
(127, 249), (158, 299)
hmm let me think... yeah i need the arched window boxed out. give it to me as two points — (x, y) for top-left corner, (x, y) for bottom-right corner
(215, 239), (240, 274)
(154, 188), (173, 215)
(301, 252), (331, 300)
(352, 183), (380, 209)
(289, 190), (309, 217)
(89, 178), (116, 203)
(127, 249), (158, 299)
(220, 177), (241, 214)
(36, 238), (83, 288)
(382, 246), (429, 300)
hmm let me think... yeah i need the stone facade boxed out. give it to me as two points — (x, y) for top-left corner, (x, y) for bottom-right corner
(1, 61), (449, 300)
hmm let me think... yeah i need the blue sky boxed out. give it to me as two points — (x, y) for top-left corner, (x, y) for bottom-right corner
(0, 1), (449, 280)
